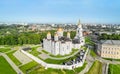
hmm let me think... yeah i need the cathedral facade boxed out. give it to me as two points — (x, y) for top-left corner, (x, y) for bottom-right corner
(43, 20), (85, 55)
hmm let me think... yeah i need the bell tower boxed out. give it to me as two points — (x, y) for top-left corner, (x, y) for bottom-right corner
(76, 19), (83, 38)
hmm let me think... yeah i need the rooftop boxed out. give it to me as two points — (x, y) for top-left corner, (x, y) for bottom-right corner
(100, 40), (120, 45)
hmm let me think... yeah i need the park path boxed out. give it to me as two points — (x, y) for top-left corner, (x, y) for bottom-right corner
(79, 61), (93, 74)
(37, 47), (82, 60)
(1, 53), (23, 74)
(79, 48), (120, 74)
(5, 49), (16, 54)
(79, 50), (94, 74)
(48, 49), (81, 60)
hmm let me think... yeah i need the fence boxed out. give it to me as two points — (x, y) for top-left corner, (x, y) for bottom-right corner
(21, 47), (89, 70)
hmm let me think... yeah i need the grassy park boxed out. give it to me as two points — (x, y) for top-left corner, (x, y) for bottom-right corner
(90, 49), (97, 57)
(29, 46), (41, 56)
(86, 60), (102, 74)
(108, 64), (120, 74)
(19, 61), (38, 73)
(0, 47), (11, 53)
(85, 37), (95, 45)
(49, 48), (78, 58)
(29, 62), (87, 74)
(44, 52), (82, 64)
(0, 56), (16, 74)
(6, 50), (22, 66)
(44, 58), (67, 64)
(0, 45), (88, 74)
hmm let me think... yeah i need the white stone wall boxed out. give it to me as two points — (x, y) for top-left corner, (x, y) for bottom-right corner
(43, 39), (47, 51)
(43, 39), (51, 53)
(66, 41), (72, 54)
(80, 37), (85, 46)
(60, 43), (66, 55)
(51, 41), (55, 54)
(43, 38), (84, 56)
(73, 44), (81, 49)
(59, 42), (63, 55)
(21, 47), (89, 70)
(54, 42), (60, 55)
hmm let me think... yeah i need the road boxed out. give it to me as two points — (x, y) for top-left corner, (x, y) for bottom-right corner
(1, 53), (23, 74)
(79, 48), (120, 74)
(79, 49), (94, 74)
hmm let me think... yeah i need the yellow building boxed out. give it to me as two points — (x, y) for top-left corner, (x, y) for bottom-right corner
(99, 40), (120, 59)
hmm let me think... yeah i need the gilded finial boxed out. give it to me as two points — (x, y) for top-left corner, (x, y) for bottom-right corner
(78, 19), (80, 26)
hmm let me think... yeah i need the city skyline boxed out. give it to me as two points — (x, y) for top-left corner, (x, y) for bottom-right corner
(0, 0), (120, 24)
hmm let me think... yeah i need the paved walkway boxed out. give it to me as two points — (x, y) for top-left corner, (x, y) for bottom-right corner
(102, 63), (107, 74)
(37, 47), (49, 60)
(96, 57), (120, 64)
(79, 61), (93, 74)
(38, 53), (49, 60)
(48, 49), (81, 60)
(79, 48), (120, 74)
(5, 49), (16, 54)
(1, 53), (23, 74)
(79, 50), (94, 74)
(13, 49), (32, 65)
(37, 47), (82, 60)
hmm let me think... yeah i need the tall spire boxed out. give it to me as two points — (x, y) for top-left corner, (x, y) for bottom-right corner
(67, 32), (70, 38)
(78, 19), (80, 26)
(78, 19), (81, 28)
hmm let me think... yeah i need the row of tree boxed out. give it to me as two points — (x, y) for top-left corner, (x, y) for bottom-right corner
(99, 33), (120, 40)
(0, 30), (76, 45)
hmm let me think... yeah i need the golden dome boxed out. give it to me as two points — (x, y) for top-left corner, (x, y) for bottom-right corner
(54, 33), (58, 36)
(47, 32), (51, 35)
(57, 28), (63, 32)
(67, 32), (70, 34)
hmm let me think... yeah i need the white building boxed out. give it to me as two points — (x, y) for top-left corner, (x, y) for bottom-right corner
(43, 20), (85, 55)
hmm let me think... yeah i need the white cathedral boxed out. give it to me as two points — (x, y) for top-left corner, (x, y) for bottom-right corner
(43, 20), (85, 55)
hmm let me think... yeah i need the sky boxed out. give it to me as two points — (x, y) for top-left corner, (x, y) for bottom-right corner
(0, 0), (120, 24)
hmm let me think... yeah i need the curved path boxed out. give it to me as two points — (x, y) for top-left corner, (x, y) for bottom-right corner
(37, 47), (82, 60)
(79, 48), (120, 74)
(48, 49), (81, 60)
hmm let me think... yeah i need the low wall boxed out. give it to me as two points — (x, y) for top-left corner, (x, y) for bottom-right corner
(21, 47), (89, 70)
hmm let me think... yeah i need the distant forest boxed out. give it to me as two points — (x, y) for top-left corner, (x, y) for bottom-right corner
(99, 33), (120, 40)
(0, 30), (76, 45)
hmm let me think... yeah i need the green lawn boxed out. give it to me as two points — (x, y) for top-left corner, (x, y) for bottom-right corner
(6, 50), (22, 66)
(29, 67), (63, 74)
(103, 58), (120, 61)
(74, 62), (87, 73)
(44, 49), (84, 64)
(44, 58), (67, 64)
(49, 48), (78, 58)
(0, 48), (11, 53)
(29, 62), (87, 74)
(86, 60), (102, 74)
(85, 37), (95, 45)
(29, 46), (41, 56)
(0, 56), (16, 74)
(90, 50), (97, 57)
(108, 64), (120, 74)
(19, 61), (38, 73)
(44, 54), (79, 64)
(42, 50), (49, 54)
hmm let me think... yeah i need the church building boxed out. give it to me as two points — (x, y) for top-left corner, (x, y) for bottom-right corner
(43, 20), (85, 55)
